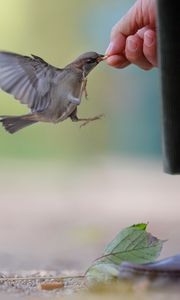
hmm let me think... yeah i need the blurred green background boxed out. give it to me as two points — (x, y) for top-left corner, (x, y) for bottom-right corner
(0, 0), (161, 161)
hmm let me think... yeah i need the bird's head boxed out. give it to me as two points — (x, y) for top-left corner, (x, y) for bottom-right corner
(70, 52), (106, 76)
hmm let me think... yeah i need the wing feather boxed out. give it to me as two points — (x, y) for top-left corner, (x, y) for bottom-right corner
(0, 51), (62, 112)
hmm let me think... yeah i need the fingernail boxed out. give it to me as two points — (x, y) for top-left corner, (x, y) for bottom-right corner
(127, 39), (138, 52)
(105, 42), (114, 54)
(145, 31), (154, 47)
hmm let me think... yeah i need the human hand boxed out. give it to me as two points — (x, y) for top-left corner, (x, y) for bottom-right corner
(106, 0), (157, 70)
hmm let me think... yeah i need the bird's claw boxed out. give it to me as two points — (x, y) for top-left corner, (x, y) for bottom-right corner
(79, 113), (104, 128)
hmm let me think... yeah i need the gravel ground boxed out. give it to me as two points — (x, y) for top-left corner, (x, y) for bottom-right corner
(0, 271), (86, 298)
(0, 271), (180, 300)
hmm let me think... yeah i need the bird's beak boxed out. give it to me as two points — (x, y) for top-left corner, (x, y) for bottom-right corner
(96, 54), (109, 63)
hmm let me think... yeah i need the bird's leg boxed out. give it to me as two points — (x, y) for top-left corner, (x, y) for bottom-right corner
(83, 78), (88, 99)
(80, 72), (88, 100)
(70, 110), (104, 127)
(70, 108), (79, 121)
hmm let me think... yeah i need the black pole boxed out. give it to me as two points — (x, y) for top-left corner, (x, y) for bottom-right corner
(157, 0), (180, 174)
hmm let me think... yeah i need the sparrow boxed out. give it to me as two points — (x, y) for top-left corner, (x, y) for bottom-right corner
(0, 51), (106, 133)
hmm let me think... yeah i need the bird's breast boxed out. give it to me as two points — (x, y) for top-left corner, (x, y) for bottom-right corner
(41, 69), (83, 123)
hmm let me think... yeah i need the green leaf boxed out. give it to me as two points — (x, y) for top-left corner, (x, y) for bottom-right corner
(86, 223), (164, 283)
(85, 264), (119, 285)
(129, 223), (148, 230)
(103, 224), (148, 256)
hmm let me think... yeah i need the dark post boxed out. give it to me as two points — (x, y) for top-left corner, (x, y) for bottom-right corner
(157, 0), (180, 174)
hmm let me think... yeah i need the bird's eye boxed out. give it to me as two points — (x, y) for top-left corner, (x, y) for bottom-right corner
(87, 58), (97, 64)
(87, 59), (93, 64)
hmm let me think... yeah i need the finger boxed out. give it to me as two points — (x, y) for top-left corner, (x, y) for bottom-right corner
(105, 34), (129, 68)
(143, 29), (157, 67)
(137, 25), (151, 39)
(106, 33), (126, 57)
(125, 34), (153, 70)
(106, 54), (130, 69)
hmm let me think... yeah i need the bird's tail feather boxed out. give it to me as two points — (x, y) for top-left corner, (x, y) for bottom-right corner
(0, 115), (38, 134)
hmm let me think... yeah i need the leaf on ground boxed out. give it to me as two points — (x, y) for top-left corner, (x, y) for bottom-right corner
(85, 264), (119, 285)
(86, 223), (164, 284)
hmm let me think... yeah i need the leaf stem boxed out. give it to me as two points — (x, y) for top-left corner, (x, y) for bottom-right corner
(0, 275), (85, 282)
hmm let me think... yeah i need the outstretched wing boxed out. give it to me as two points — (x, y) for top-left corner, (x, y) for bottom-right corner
(0, 51), (62, 112)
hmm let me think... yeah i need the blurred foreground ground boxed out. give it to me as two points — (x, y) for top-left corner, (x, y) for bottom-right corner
(0, 157), (179, 300)
(0, 157), (179, 271)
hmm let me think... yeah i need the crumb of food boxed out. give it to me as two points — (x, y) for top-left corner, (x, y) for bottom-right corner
(39, 281), (64, 290)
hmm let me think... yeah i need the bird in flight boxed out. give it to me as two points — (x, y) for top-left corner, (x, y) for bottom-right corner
(0, 51), (106, 133)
